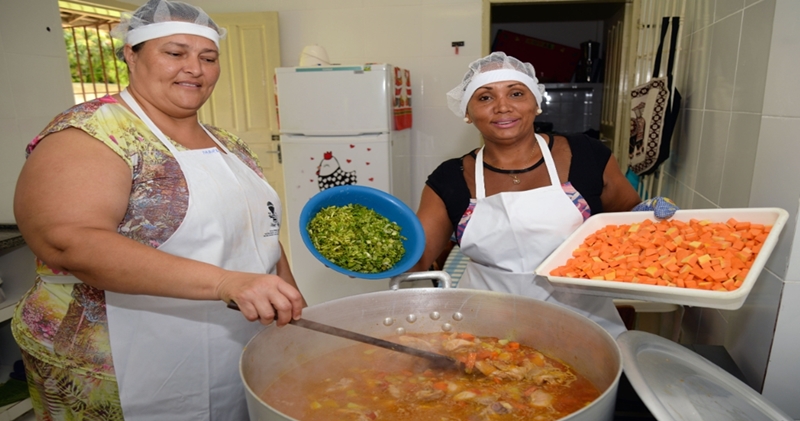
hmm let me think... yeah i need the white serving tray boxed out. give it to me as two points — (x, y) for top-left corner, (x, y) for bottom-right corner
(535, 208), (789, 310)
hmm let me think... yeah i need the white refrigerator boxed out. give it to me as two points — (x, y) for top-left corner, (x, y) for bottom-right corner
(276, 64), (413, 306)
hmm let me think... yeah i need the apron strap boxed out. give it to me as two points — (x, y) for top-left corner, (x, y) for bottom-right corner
(475, 147), (487, 199)
(535, 134), (561, 186)
(119, 89), (229, 154)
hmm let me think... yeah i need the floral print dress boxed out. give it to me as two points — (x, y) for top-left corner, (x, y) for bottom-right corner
(11, 96), (264, 420)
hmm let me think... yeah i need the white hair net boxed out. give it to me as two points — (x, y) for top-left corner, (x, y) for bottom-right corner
(111, 0), (226, 59)
(446, 52), (546, 118)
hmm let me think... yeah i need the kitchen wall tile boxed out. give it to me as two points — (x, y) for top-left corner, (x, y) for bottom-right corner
(695, 110), (731, 202)
(16, 117), (50, 152)
(274, 11), (304, 66)
(668, 109), (703, 188)
(762, 0), (800, 118)
(750, 117), (800, 278)
(273, 0), (365, 11)
(369, 0), (423, 6)
(679, 305), (702, 345)
(726, 267), (783, 391)
(670, 179), (697, 210)
(750, 117), (800, 208)
(423, 0), (477, 4)
(692, 191), (717, 209)
(689, 0), (715, 34)
(415, 56), (477, 109)
(674, 34), (692, 97)
(418, 3), (482, 58)
(183, 0), (297, 13)
(695, 308), (728, 345)
(783, 199), (800, 282)
(0, 118), (20, 223)
(764, 208), (795, 282)
(715, 0), (746, 21)
(719, 112), (760, 208)
(414, 106), (478, 157)
(683, 27), (711, 110)
(277, 8), (369, 66)
(5, 54), (73, 122)
(409, 154), (457, 209)
(762, 281), (800, 417)
(0, 116), (43, 223)
(731, 0), (776, 113)
(660, 173), (677, 199)
(361, 6), (423, 59)
(0, 0), (66, 58)
(0, 47), (14, 120)
(705, 12), (742, 112)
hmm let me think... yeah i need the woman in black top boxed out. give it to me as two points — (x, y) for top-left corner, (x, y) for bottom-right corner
(426, 131), (623, 233)
(410, 52), (641, 337)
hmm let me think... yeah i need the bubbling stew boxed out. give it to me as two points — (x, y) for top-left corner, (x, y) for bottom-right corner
(261, 331), (600, 421)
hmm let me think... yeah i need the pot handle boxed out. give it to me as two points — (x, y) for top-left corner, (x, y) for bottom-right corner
(389, 271), (452, 290)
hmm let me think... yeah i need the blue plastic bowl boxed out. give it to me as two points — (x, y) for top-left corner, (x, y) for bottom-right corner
(299, 185), (425, 280)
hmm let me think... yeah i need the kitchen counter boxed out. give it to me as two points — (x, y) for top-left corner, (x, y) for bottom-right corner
(0, 225), (24, 252)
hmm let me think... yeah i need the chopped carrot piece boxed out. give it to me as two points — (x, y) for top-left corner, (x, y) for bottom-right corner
(433, 381), (449, 391)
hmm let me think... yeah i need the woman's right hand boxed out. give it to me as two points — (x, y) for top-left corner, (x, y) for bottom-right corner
(215, 272), (305, 326)
(217, 272), (305, 326)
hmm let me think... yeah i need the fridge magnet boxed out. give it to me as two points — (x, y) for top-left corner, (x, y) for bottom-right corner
(316, 151), (357, 191)
(393, 67), (413, 130)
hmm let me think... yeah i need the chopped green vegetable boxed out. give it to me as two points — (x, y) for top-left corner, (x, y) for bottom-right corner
(307, 204), (406, 273)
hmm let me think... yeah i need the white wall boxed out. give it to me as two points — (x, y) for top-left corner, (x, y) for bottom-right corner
(661, 0), (800, 416)
(750, 0), (800, 416)
(0, 0), (74, 223)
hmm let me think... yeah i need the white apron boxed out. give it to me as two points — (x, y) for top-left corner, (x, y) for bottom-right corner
(458, 134), (626, 338)
(104, 89), (281, 420)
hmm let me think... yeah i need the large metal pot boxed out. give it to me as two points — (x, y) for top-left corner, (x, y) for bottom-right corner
(240, 272), (622, 421)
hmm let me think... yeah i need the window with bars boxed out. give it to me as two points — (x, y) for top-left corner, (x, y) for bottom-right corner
(60, 1), (130, 104)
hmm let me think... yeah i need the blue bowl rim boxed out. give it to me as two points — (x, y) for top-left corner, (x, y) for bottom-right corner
(299, 185), (425, 280)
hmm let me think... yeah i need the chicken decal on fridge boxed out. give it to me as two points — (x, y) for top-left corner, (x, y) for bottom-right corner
(316, 151), (357, 190)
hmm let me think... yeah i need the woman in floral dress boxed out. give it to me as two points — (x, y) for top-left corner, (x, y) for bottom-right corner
(11, 1), (306, 419)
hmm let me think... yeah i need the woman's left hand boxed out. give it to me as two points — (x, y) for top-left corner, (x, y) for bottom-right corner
(632, 197), (679, 219)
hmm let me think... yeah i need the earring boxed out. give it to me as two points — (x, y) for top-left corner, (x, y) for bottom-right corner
(464, 117), (471, 123)
(536, 109), (543, 115)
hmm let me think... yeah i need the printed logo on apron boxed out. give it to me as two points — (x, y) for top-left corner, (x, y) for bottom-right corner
(108, 89), (280, 420)
(458, 134), (626, 338)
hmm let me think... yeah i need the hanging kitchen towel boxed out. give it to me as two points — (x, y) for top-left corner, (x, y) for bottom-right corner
(393, 67), (412, 130)
(629, 16), (682, 176)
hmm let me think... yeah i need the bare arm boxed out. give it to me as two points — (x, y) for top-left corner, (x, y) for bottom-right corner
(599, 155), (642, 212)
(410, 186), (455, 272)
(14, 129), (303, 325)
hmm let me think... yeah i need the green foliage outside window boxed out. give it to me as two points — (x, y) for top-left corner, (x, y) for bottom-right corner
(64, 27), (128, 86)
